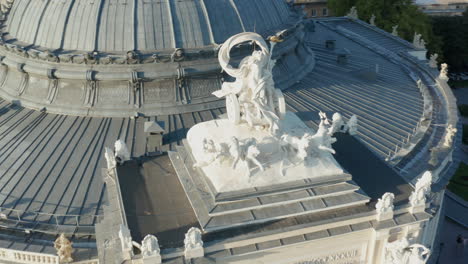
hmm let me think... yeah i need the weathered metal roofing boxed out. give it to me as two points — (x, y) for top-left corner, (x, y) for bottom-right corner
(5, 0), (294, 52)
(0, 18), (424, 232)
(0, 18), (460, 258)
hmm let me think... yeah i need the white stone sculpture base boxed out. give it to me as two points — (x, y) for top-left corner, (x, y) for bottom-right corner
(187, 112), (344, 193)
(142, 255), (161, 264)
(185, 247), (204, 260)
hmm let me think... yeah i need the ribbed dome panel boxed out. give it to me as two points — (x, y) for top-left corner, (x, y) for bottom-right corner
(4, 0), (293, 52)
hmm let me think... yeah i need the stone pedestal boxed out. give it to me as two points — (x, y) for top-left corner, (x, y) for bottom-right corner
(408, 50), (427, 61)
(377, 211), (394, 222)
(409, 204), (426, 214)
(142, 255), (161, 264)
(185, 246), (204, 260)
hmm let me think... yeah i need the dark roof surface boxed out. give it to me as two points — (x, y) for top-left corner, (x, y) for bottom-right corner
(118, 155), (199, 248)
(332, 133), (413, 206)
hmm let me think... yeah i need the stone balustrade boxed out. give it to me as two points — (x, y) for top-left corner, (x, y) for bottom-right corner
(0, 248), (58, 264)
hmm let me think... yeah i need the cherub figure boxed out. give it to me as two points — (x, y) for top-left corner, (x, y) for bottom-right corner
(193, 138), (230, 168)
(230, 137), (264, 177)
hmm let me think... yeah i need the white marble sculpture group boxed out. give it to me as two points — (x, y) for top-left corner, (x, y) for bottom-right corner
(187, 32), (359, 192)
(117, 225), (204, 262)
(213, 32), (285, 134)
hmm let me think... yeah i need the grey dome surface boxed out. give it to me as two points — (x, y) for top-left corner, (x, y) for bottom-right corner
(5, 0), (292, 52)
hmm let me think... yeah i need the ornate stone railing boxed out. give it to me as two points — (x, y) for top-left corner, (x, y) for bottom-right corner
(0, 247), (99, 264)
(399, 52), (460, 182)
(0, 248), (58, 264)
(72, 259), (99, 264)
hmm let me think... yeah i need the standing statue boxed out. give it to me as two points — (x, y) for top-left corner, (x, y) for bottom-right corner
(114, 139), (131, 164)
(429, 53), (438, 68)
(369, 14), (376, 26)
(213, 32), (286, 135)
(443, 124), (457, 148)
(439, 63), (449, 81)
(141, 234), (161, 263)
(54, 234), (73, 263)
(391, 25), (399, 37)
(346, 6), (358, 19)
(184, 227), (204, 259)
(409, 171), (432, 208)
(375, 192), (395, 221)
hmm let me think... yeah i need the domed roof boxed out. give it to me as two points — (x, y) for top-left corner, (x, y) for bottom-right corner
(4, 0), (294, 53)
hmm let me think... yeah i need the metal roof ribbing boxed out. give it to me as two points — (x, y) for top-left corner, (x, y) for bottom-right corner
(4, 0), (292, 52)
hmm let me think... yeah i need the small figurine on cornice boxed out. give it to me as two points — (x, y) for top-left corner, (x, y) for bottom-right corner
(328, 112), (345, 135)
(409, 171), (432, 210)
(413, 33), (426, 49)
(429, 53), (438, 68)
(439, 63), (449, 81)
(141, 235), (161, 263)
(114, 139), (131, 164)
(126, 51), (140, 64)
(343, 115), (358, 136)
(375, 192), (395, 221)
(172, 48), (185, 62)
(443, 124), (457, 148)
(346, 6), (358, 19)
(184, 227), (204, 260)
(54, 234), (73, 263)
(391, 25), (399, 37)
(369, 14), (376, 26)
